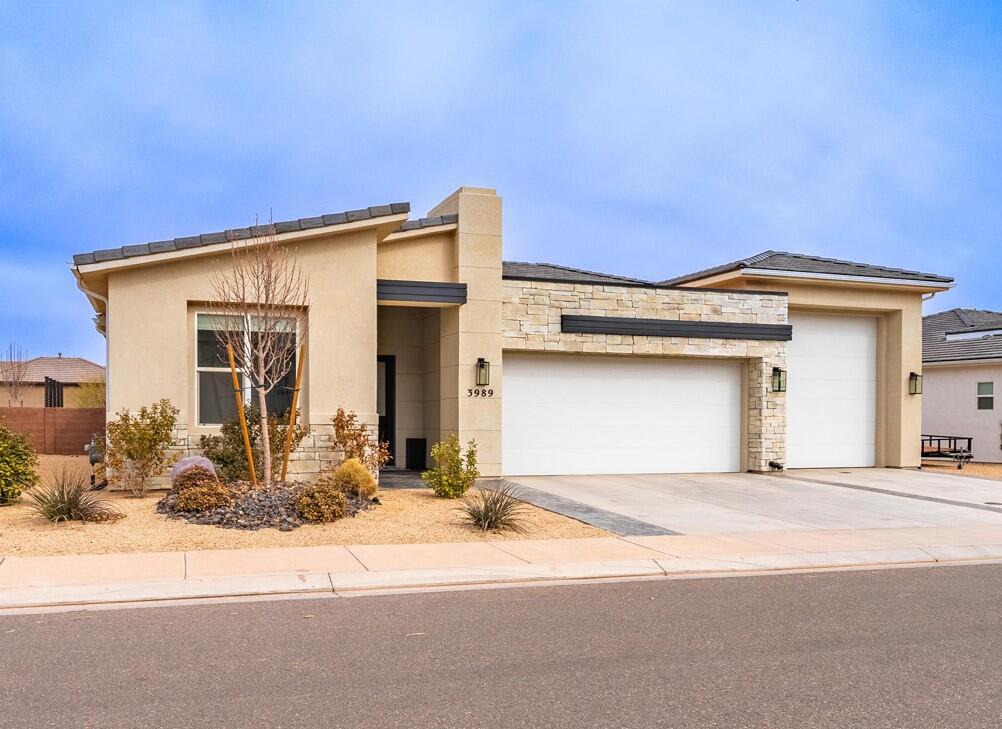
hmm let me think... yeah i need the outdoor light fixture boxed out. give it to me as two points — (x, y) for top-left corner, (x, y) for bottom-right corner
(476, 357), (491, 387)
(909, 371), (923, 395)
(771, 367), (787, 393)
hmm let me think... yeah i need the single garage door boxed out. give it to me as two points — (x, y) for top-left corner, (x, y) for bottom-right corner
(786, 312), (877, 468)
(502, 353), (742, 476)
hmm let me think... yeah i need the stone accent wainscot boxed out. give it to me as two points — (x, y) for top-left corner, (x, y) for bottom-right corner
(501, 280), (788, 472)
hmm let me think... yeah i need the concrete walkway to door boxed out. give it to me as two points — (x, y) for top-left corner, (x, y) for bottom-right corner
(508, 470), (1002, 537)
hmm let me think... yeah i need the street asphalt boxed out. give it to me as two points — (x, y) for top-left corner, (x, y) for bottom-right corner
(3, 564), (1002, 728)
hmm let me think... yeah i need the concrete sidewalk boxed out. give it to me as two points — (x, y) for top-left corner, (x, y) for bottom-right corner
(5, 524), (1002, 611)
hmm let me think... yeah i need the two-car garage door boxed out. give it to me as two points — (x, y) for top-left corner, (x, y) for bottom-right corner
(502, 354), (742, 476)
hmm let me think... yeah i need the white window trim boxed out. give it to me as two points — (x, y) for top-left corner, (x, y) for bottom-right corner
(194, 310), (299, 427)
(977, 381), (995, 411)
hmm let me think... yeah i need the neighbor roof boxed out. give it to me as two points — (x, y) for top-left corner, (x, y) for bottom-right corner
(0, 357), (105, 384)
(502, 261), (653, 286)
(923, 308), (1002, 363)
(73, 203), (411, 266)
(662, 250), (954, 286)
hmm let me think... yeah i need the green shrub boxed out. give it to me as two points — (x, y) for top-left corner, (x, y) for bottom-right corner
(172, 466), (218, 494)
(176, 481), (232, 512)
(461, 483), (529, 533)
(0, 421), (39, 505)
(105, 399), (180, 496)
(295, 481), (348, 522)
(331, 458), (378, 499)
(28, 467), (121, 523)
(422, 433), (479, 499)
(199, 406), (308, 483)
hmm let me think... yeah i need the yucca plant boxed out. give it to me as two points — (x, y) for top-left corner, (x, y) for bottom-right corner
(461, 482), (529, 533)
(28, 466), (122, 523)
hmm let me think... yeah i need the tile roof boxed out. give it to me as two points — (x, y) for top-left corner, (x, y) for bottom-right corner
(502, 261), (653, 286)
(0, 356), (105, 384)
(662, 250), (954, 286)
(923, 308), (1002, 363)
(73, 203), (411, 266)
(397, 214), (458, 232)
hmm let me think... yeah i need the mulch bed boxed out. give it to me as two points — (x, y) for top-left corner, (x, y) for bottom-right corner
(156, 482), (377, 531)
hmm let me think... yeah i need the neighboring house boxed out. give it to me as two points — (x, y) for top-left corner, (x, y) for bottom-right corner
(922, 309), (1002, 463)
(71, 186), (953, 479)
(0, 355), (105, 408)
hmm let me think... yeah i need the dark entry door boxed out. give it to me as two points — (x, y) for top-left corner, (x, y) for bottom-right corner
(376, 355), (396, 465)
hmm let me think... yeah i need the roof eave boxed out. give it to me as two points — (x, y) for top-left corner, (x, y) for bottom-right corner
(681, 267), (953, 292)
(923, 357), (1002, 367)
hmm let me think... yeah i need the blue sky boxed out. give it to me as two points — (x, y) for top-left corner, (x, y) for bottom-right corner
(1, 1), (1000, 364)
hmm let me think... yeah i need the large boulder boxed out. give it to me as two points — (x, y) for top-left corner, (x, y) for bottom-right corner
(172, 455), (217, 485)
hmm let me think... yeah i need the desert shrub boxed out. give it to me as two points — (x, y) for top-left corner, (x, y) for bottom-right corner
(199, 406), (308, 483)
(105, 399), (180, 497)
(331, 458), (378, 499)
(331, 408), (389, 475)
(295, 481), (348, 522)
(461, 483), (529, 533)
(172, 466), (218, 494)
(75, 380), (106, 409)
(28, 467), (121, 523)
(176, 481), (233, 512)
(0, 421), (39, 505)
(422, 434), (479, 499)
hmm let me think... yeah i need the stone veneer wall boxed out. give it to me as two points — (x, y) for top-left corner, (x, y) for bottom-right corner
(501, 279), (788, 472)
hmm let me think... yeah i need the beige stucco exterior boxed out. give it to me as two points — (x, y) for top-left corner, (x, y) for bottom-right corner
(73, 184), (948, 482)
(923, 361), (1002, 463)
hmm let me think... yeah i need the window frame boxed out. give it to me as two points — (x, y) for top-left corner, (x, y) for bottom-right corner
(977, 381), (994, 411)
(194, 311), (300, 427)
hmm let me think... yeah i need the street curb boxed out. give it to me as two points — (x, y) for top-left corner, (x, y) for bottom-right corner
(3, 547), (1002, 611)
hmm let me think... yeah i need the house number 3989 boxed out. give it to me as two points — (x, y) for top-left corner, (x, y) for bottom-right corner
(467, 388), (494, 398)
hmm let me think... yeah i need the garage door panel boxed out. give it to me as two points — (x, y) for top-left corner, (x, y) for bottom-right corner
(787, 313), (876, 469)
(502, 353), (742, 476)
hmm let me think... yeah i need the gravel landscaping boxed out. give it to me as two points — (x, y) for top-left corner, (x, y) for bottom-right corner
(156, 481), (376, 531)
(921, 461), (1002, 481)
(0, 456), (605, 557)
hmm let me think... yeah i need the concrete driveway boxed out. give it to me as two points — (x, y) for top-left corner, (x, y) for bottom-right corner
(509, 469), (1002, 536)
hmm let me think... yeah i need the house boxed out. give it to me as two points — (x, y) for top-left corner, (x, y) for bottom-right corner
(0, 355), (105, 408)
(922, 309), (1002, 463)
(71, 186), (953, 480)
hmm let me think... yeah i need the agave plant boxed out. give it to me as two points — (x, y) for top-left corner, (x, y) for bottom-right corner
(28, 466), (122, 523)
(460, 482), (529, 533)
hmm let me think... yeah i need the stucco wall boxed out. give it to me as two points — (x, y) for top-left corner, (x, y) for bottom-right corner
(501, 280), (788, 471)
(923, 363), (1002, 463)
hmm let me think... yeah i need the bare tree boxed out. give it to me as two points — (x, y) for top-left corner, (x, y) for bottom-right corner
(0, 342), (30, 407)
(210, 220), (309, 486)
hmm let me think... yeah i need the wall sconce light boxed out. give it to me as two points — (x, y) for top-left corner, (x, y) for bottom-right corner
(476, 358), (491, 387)
(771, 367), (787, 393)
(909, 371), (923, 395)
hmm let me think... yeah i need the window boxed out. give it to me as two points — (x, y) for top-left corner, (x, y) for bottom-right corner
(977, 382), (994, 411)
(196, 313), (298, 425)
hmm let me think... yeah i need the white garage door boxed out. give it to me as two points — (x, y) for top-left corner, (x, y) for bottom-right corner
(502, 353), (742, 476)
(787, 313), (877, 468)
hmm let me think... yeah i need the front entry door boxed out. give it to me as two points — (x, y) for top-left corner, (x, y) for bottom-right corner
(376, 355), (396, 465)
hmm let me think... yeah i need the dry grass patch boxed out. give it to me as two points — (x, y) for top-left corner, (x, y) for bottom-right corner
(922, 460), (1002, 481)
(0, 487), (605, 557)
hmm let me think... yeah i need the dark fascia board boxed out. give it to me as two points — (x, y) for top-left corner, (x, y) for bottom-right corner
(503, 274), (787, 298)
(376, 279), (468, 304)
(562, 315), (793, 341)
